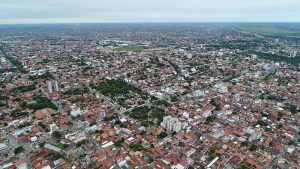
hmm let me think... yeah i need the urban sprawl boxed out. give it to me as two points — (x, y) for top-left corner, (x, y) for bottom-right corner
(0, 24), (299, 169)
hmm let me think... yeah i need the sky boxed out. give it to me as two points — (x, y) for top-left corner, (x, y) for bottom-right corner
(0, 0), (299, 24)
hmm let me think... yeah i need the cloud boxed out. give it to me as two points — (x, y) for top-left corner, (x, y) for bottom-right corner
(0, 0), (299, 24)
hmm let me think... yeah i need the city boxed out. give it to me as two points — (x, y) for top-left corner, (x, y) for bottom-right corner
(0, 23), (299, 169)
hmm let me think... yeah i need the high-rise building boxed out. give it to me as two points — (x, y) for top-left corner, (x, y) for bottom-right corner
(162, 115), (182, 132)
(48, 81), (53, 93)
(173, 121), (182, 133)
(48, 81), (60, 93)
(53, 81), (59, 92)
(163, 116), (172, 127)
(289, 51), (297, 58)
(293, 51), (297, 58)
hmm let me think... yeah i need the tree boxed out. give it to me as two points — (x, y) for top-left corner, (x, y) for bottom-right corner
(89, 122), (97, 126)
(14, 146), (25, 154)
(39, 141), (46, 147)
(170, 96), (179, 102)
(249, 145), (257, 151)
(129, 143), (146, 151)
(178, 141), (185, 147)
(148, 157), (154, 163)
(290, 105), (298, 114)
(52, 131), (62, 140)
(76, 140), (87, 148)
(288, 140), (295, 145)
(241, 141), (250, 147)
(277, 112), (283, 118)
(256, 120), (266, 126)
(114, 138), (125, 146)
(158, 131), (168, 139)
(205, 116), (216, 124)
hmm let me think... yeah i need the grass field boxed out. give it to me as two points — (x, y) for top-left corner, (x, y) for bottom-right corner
(115, 45), (145, 52)
(54, 143), (67, 149)
(239, 26), (300, 38)
(254, 34), (264, 39)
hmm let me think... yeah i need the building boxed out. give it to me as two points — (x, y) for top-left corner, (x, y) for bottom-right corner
(214, 83), (228, 93)
(53, 81), (59, 92)
(50, 123), (58, 133)
(48, 81), (60, 93)
(173, 121), (182, 133)
(70, 105), (82, 117)
(193, 90), (206, 97)
(162, 116), (182, 132)
(289, 51), (297, 58)
(48, 81), (53, 93)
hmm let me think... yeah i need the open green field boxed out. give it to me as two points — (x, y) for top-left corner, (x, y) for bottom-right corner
(254, 34), (264, 39)
(239, 26), (300, 38)
(115, 45), (145, 52)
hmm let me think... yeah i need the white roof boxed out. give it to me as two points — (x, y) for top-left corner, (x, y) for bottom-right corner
(101, 141), (113, 148)
(175, 164), (184, 169)
(42, 166), (51, 169)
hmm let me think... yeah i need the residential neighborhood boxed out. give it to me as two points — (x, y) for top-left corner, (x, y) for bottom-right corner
(0, 23), (299, 169)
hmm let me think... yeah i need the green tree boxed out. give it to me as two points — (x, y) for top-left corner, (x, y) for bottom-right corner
(290, 105), (298, 114)
(178, 141), (185, 147)
(114, 138), (125, 146)
(205, 116), (216, 124)
(170, 96), (179, 102)
(52, 131), (62, 140)
(249, 145), (257, 151)
(277, 124), (283, 129)
(158, 131), (168, 139)
(241, 141), (250, 147)
(14, 146), (25, 154)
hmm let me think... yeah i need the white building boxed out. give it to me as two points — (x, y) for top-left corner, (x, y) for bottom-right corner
(289, 51), (297, 58)
(48, 81), (53, 93)
(163, 116), (172, 128)
(173, 122), (182, 133)
(193, 90), (206, 97)
(48, 81), (59, 93)
(53, 81), (59, 92)
(50, 123), (58, 133)
(37, 69), (46, 76)
(162, 116), (182, 132)
(214, 83), (228, 93)
(70, 105), (82, 117)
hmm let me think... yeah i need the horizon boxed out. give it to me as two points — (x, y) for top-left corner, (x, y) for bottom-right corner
(1, 0), (300, 24)
(0, 21), (300, 26)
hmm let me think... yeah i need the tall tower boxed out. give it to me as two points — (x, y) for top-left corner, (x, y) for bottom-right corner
(48, 81), (53, 93)
(53, 81), (59, 92)
(293, 51), (297, 58)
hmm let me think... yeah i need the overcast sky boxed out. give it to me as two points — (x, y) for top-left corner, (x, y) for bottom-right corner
(0, 0), (299, 24)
